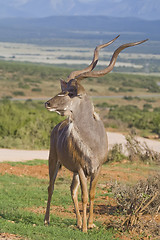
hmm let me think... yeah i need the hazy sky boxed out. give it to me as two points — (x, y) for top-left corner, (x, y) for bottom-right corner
(0, 0), (160, 20)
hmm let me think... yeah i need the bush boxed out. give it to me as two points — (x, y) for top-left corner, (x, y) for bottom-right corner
(123, 96), (133, 101)
(107, 144), (126, 162)
(108, 87), (118, 92)
(0, 100), (63, 149)
(143, 103), (152, 111)
(96, 102), (110, 108)
(108, 87), (133, 93)
(32, 88), (42, 92)
(108, 104), (160, 135)
(13, 91), (25, 96)
(107, 133), (160, 165)
(111, 174), (160, 236)
(89, 88), (97, 92)
(18, 82), (30, 89)
(126, 134), (160, 164)
(152, 115), (160, 136)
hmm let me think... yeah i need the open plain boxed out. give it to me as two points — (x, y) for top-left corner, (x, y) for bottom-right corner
(0, 41), (160, 71)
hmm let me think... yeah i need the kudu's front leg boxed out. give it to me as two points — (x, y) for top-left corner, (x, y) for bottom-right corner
(44, 156), (61, 225)
(70, 173), (82, 229)
(78, 168), (88, 233)
(88, 166), (101, 229)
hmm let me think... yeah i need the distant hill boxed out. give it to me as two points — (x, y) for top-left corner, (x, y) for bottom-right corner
(0, 16), (159, 53)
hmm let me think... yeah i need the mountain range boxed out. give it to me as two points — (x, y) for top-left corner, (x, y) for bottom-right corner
(0, 1), (159, 54)
(0, 15), (159, 54)
(0, 0), (160, 20)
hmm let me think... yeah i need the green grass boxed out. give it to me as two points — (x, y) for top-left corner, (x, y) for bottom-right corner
(4, 159), (48, 166)
(0, 161), (158, 239)
(104, 161), (160, 174)
(0, 173), (118, 240)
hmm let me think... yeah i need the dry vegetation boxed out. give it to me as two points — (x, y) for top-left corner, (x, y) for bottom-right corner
(105, 135), (160, 238)
(110, 174), (160, 238)
(126, 134), (160, 164)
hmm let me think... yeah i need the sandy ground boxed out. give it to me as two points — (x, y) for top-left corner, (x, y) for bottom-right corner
(107, 131), (160, 154)
(0, 132), (160, 162)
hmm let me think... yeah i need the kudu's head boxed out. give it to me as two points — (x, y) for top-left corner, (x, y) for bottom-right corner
(45, 78), (86, 116)
(45, 36), (148, 116)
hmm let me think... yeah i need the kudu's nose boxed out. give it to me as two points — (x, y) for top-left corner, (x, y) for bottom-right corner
(45, 101), (50, 108)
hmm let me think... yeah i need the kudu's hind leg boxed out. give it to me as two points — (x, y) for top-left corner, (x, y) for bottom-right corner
(78, 168), (88, 233)
(88, 166), (102, 229)
(70, 173), (82, 229)
(44, 157), (61, 225)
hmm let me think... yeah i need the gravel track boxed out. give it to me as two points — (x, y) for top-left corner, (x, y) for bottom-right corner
(0, 132), (159, 162)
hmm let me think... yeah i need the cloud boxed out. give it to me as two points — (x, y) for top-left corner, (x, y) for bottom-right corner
(9, 0), (30, 7)
(112, 0), (123, 2)
(50, 0), (62, 6)
(78, 0), (97, 3)
(79, 0), (122, 2)
(50, 0), (75, 12)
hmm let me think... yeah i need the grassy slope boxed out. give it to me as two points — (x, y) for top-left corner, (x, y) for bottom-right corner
(0, 60), (160, 99)
(0, 160), (158, 239)
(0, 162), (118, 240)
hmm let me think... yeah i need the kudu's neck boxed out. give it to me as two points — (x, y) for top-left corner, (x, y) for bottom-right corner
(68, 94), (106, 156)
(70, 95), (99, 133)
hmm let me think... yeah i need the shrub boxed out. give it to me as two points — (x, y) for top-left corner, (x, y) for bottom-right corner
(107, 133), (160, 165)
(0, 100), (63, 149)
(32, 88), (42, 92)
(18, 82), (30, 89)
(154, 107), (160, 112)
(123, 96), (133, 101)
(111, 174), (160, 236)
(12, 91), (25, 96)
(143, 103), (152, 111)
(108, 87), (118, 92)
(24, 78), (35, 83)
(107, 144), (126, 162)
(108, 104), (160, 135)
(89, 88), (97, 92)
(126, 134), (160, 164)
(96, 102), (110, 108)
(152, 115), (160, 136)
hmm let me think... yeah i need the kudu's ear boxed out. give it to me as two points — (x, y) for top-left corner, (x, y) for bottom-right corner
(60, 79), (67, 92)
(76, 81), (85, 96)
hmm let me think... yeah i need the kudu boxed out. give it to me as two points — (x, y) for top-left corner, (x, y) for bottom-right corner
(44, 36), (148, 232)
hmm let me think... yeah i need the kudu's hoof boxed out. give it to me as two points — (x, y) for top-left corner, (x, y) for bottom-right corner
(44, 219), (49, 226)
(88, 223), (97, 229)
(82, 227), (87, 233)
(77, 220), (82, 229)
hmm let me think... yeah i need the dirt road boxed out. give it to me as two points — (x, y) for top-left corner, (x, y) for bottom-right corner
(0, 132), (159, 162)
